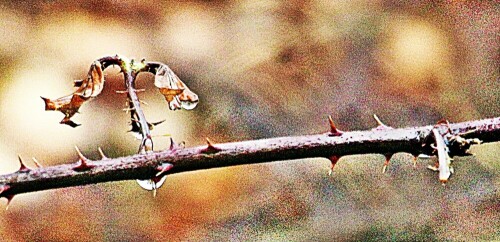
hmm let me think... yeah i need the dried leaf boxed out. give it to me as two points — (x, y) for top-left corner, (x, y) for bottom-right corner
(154, 64), (198, 110)
(42, 61), (105, 127)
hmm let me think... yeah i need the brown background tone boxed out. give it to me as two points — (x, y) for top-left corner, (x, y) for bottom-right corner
(0, 1), (498, 241)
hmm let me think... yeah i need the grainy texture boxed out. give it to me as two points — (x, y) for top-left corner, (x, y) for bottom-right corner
(1, 117), (498, 198)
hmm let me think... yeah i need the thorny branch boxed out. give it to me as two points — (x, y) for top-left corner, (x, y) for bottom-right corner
(1, 55), (499, 208)
(1, 116), (499, 206)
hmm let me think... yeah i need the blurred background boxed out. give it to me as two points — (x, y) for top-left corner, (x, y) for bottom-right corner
(0, 0), (498, 241)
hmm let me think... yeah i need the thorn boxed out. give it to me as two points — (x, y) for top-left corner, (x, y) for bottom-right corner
(327, 116), (343, 136)
(427, 165), (439, 172)
(140, 100), (149, 106)
(169, 137), (176, 150)
(328, 155), (341, 176)
(412, 155), (417, 168)
(148, 120), (166, 130)
(135, 89), (145, 93)
(17, 155), (30, 172)
(5, 195), (14, 210)
(116, 90), (128, 94)
(73, 146), (95, 171)
(156, 163), (174, 177)
(123, 107), (135, 113)
(98, 147), (108, 159)
(200, 138), (222, 154)
(32, 157), (42, 168)
(373, 114), (384, 126)
(382, 153), (393, 173)
(141, 58), (146, 64)
(372, 114), (392, 130)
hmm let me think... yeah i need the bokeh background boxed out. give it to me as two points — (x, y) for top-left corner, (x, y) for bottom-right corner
(0, 0), (499, 241)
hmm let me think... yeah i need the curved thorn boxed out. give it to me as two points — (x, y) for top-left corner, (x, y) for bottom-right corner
(17, 155), (30, 172)
(140, 100), (149, 106)
(32, 157), (42, 168)
(201, 138), (222, 154)
(0, 184), (10, 196)
(328, 155), (341, 176)
(5, 195), (14, 210)
(327, 115), (343, 136)
(74, 146), (87, 161)
(98, 147), (108, 159)
(427, 165), (439, 172)
(73, 146), (94, 171)
(382, 153), (393, 173)
(373, 114), (384, 126)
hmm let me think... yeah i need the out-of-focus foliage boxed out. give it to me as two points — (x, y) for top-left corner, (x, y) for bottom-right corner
(0, 1), (498, 241)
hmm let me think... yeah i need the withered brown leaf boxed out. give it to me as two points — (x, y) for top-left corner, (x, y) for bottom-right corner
(41, 61), (105, 127)
(154, 64), (198, 110)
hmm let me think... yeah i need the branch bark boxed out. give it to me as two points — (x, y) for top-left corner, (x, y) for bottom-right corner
(1, 117), (499, 199)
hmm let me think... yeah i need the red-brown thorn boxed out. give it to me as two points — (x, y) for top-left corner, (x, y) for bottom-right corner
(328, 116), (343, 136)
(382, 153), (393, 173)
(328, 155), (341, 176)
(17, 155), (30, 172)
(200, 138), (222, 154)
(0, 185), (14, 210)
(5, 194), (14, 210)
(73, 146), (95, 171)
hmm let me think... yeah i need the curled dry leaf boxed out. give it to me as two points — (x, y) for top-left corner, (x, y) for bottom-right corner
(41, 61), (105, 127)
(154, 64), (199, 110)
